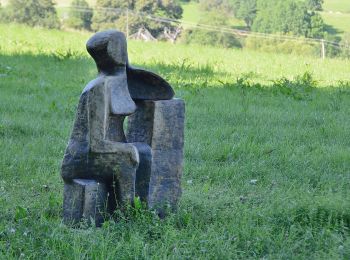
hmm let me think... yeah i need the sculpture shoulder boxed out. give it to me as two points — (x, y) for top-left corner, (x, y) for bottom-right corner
(82, 76), (105, 94)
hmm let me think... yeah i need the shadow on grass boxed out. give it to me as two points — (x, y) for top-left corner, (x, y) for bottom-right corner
(324, 24), (343, 38)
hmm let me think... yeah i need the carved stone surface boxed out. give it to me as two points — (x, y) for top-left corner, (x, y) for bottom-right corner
(127, 99), (185, 217)
(63, 179), (108, 227)
(61, 29), (185, 226)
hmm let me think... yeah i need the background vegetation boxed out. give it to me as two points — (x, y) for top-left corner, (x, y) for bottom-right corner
(0, 23), (350, 259)
(0, 0), (349, 57)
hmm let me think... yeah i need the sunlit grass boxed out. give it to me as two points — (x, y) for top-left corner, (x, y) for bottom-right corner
(323, 0), (350, 13)
(0, 24), (350, 259)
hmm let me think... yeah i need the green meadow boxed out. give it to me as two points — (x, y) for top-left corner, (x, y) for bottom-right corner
(0, 24), (350, 259)
(323, 0), (350, 13)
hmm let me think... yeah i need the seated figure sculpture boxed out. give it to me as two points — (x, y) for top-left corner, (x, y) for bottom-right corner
(61, 30), (185, 226)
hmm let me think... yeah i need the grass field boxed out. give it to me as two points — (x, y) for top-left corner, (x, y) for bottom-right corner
(1, 24), (350, 259)
(323, 0), (350, 13)
(321, 11), (350, 36)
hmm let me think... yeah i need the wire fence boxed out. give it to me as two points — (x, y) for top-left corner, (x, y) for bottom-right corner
(60, 5), (350, 58)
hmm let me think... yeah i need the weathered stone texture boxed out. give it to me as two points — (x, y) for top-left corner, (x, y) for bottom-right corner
(61, 30), (185, 226)
(127, 99), (185, 216)
(63, 179), (108, 227)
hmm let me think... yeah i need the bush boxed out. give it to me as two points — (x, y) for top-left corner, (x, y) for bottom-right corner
(252, 0), (326, 38)
(65, 0), (93, 31)
(181, 29), (242, 49)
(4, 0), (60, 29)
(91, 0), (183, 37)
(243, 36), (319, 56)
(180, 11), (242, 48)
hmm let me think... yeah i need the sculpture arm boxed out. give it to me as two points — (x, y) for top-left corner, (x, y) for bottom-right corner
(91, 140), (139, 166)
(87, 77), (139, 166)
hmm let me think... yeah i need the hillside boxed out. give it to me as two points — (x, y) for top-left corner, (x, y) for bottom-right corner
(180, 0), (350, 38)
(0, 0), (349, 38)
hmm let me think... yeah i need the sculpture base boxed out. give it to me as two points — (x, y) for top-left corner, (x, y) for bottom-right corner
(63, 179), (108, 227)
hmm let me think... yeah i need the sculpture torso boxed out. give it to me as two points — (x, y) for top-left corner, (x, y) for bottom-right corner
(61, 73), (133, 180)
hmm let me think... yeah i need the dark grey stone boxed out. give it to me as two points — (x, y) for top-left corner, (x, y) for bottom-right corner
(63, 179), (108, 227)
(148, 149), (184, 217)
(127, 99), (185, 216)
(127, 66), (175, 100)
(152, 99), (185, 150)
(61, 30), (185, 226)
(127, 101), (155, 145)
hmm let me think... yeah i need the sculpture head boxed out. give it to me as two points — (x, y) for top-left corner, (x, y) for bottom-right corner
(86, 30), (128, 74)
(86, 29), (175, 105)
(87, 30), (136, 116)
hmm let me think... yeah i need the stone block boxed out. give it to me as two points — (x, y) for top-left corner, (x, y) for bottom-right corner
(63, 179), (108, 227)
(127, 99), (185, 150)
(127, 99), (185, 216)
(127, 101), (155, 145)
(148, 149), (183, 217)
(152, 99), (185, 151)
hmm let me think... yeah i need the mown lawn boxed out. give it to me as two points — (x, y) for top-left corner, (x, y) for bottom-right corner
(321, 11), (350, 36)
(0, 24), (350, 259)
(323, 0), (350, 13)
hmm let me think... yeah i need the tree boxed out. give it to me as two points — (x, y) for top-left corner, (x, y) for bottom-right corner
(199, 0), (232, 13)
(181, 11), (242, 48)
(5, 0), (60, 29)
(91, 0), (183, 37)
(91, 0), (127, 32)
(251, 0), (325, 38)
(309, 12), (325, 38)
(66, 0), (93, 30)
(307, 0), (323, 11)
(231, 0), (257, 28)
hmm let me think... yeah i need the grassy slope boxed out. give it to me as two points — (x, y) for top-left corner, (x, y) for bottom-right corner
(321, 0), (350, 37)
(323, 0), (350, 13)
(180, 0), (350, 38)
(0, 24), (350, 259)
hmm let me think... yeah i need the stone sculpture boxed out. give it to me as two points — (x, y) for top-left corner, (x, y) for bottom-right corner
(61, 30), (185, 226)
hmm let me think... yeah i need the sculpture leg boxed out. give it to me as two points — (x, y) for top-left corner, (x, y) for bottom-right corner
(63, 179), (108, 227)
(132, 142), (152, 202)
(115, 162), (137, 206)
(90, 153), (138, 207)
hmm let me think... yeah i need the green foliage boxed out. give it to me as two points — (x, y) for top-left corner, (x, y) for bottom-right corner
(65, 0), (93, 30)
(4, 0), (60, 29)
(272, 71), (318, 100)
(310, 13), (326, 38)
(180, 11), (242, 48)
(244, 36), (320, 56)
(199, 0), (231, 13)
(0, 3), (4, 23)
(92, 0), (183, 37)
(252, 0), (326, 38)
(340, 33), (350, 58)
(91, 0), (126, 32)
(231, 0), (257, 28)
(307, 0), (324, 11)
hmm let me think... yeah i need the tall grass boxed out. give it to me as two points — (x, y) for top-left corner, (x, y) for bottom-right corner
(0, 24), (350, 259)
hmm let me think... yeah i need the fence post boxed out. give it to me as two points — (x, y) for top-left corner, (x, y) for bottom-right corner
(321, 39), (326, 59)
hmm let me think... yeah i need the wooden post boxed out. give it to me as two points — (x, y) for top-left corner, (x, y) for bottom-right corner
(321, 39), (326, 59)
